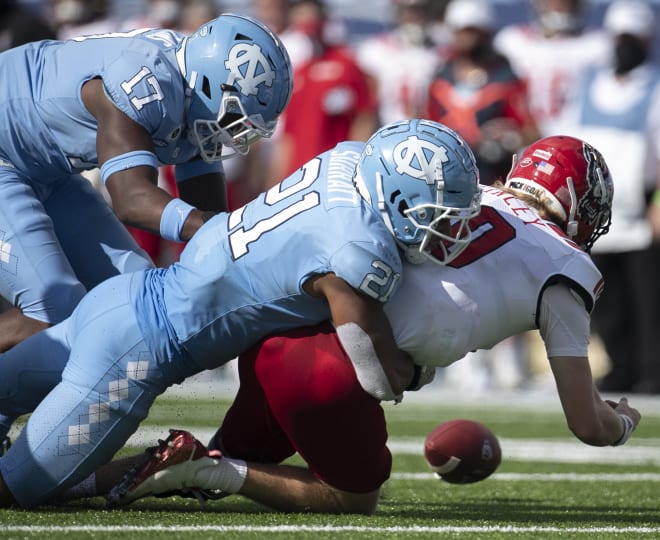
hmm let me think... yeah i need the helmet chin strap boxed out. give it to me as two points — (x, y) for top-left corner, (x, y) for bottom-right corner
(565, 176), (578, 238)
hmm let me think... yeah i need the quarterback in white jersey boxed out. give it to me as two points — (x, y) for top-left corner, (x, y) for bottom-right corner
(390, 184), (603, 367)
(93, 135), (640, 515)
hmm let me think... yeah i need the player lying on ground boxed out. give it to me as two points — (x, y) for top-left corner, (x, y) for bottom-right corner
(61, 136), (641, 514)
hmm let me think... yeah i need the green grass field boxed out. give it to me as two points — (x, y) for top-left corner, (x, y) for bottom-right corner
(1, 379), (659, 540)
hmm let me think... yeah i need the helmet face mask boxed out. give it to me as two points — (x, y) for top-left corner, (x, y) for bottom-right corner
(190, 93), (276, 161)
(178, 13), (293, 162)
(353, 119), (481, 265)
(505, 135), (613, 252)
(409, 203), (478, 264)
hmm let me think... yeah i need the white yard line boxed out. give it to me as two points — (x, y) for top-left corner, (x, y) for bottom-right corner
(1, 525), (660, 534)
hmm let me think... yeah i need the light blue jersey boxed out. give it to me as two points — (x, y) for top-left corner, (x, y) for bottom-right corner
(136, 142), (402, 369)
(0, 142), (403, 507)
(0, 28), (225, 324)
(0, 28), (198, 177)
(0, 29), (206, 443)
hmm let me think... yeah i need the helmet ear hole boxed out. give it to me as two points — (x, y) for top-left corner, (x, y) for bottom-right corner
(202, 77), (212, 100)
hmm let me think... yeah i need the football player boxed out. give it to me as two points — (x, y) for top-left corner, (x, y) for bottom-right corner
(0, 119), (481, 508)
(99, 135), (641, 515)
(0, 13), (293, 353)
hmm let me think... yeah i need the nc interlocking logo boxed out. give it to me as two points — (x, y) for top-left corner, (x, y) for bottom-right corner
(393, 136), (449, 184)
(225, 43), (275, 96)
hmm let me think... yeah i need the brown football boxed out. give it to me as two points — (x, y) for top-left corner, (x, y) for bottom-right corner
(424, 419), (502, 484)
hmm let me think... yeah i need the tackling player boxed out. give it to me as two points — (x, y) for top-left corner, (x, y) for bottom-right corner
(100, 135), (641, 514)
(0, 119), (481, 508)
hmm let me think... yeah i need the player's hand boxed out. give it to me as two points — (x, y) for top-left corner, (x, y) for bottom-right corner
(605, 397), (642, 429)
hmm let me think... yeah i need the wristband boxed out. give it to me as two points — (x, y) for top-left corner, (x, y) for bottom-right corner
(611, 413), (635, 446)
(100, 150), (158, 184)
(160, 198), (195, 242)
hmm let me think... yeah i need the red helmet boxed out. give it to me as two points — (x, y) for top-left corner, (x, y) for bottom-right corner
(505, 135), (613, 252)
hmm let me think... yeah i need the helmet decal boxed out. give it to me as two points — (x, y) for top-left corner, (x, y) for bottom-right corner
(505, 135), (613, 252)
(393, 136), (449, 184)
(225, 43), (276, 97)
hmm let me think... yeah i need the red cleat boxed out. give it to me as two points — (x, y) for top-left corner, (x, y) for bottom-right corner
(106, 429), (225, 507)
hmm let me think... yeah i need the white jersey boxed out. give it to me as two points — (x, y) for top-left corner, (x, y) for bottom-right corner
(493, 24), (610, 136)
(355, 30), (441, 126)
(386, 186), (603, 367)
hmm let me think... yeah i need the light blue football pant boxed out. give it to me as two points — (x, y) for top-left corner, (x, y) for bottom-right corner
(0, 273), (200, 508)
(0, 171), (154, 443)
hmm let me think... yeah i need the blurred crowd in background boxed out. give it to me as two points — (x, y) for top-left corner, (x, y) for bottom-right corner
(2, 0), (660, 395)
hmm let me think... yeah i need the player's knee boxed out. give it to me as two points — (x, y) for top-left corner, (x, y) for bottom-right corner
(334, 487), (381, 515)
(22, 281), (86, 324)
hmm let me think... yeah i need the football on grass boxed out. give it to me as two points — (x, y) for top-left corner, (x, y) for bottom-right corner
(424, 419), (501, 484)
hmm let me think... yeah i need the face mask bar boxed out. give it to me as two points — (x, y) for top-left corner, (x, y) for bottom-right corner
(404, 197), (481, 265)
(581, 164), (612, 252)
(192, 93), (277, 162)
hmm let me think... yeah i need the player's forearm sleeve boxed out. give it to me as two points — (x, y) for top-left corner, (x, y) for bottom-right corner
(336, 322), (401, 402)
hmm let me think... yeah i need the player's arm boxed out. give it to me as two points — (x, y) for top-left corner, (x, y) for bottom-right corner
(540, 284), (641, 446)
(81, 78), (212, 241)
(303, 272), (414, 400)
(550, 356), (639, 446)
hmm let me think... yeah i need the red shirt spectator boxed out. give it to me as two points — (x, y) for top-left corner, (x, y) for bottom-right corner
(272, 0), (378, 178)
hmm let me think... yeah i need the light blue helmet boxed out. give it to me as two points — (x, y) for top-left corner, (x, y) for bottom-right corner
(353, 119), (481, 265)
(176, 13), (293, 161)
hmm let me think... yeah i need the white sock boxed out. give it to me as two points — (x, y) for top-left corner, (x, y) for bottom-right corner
(192, 456), (247, 494)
